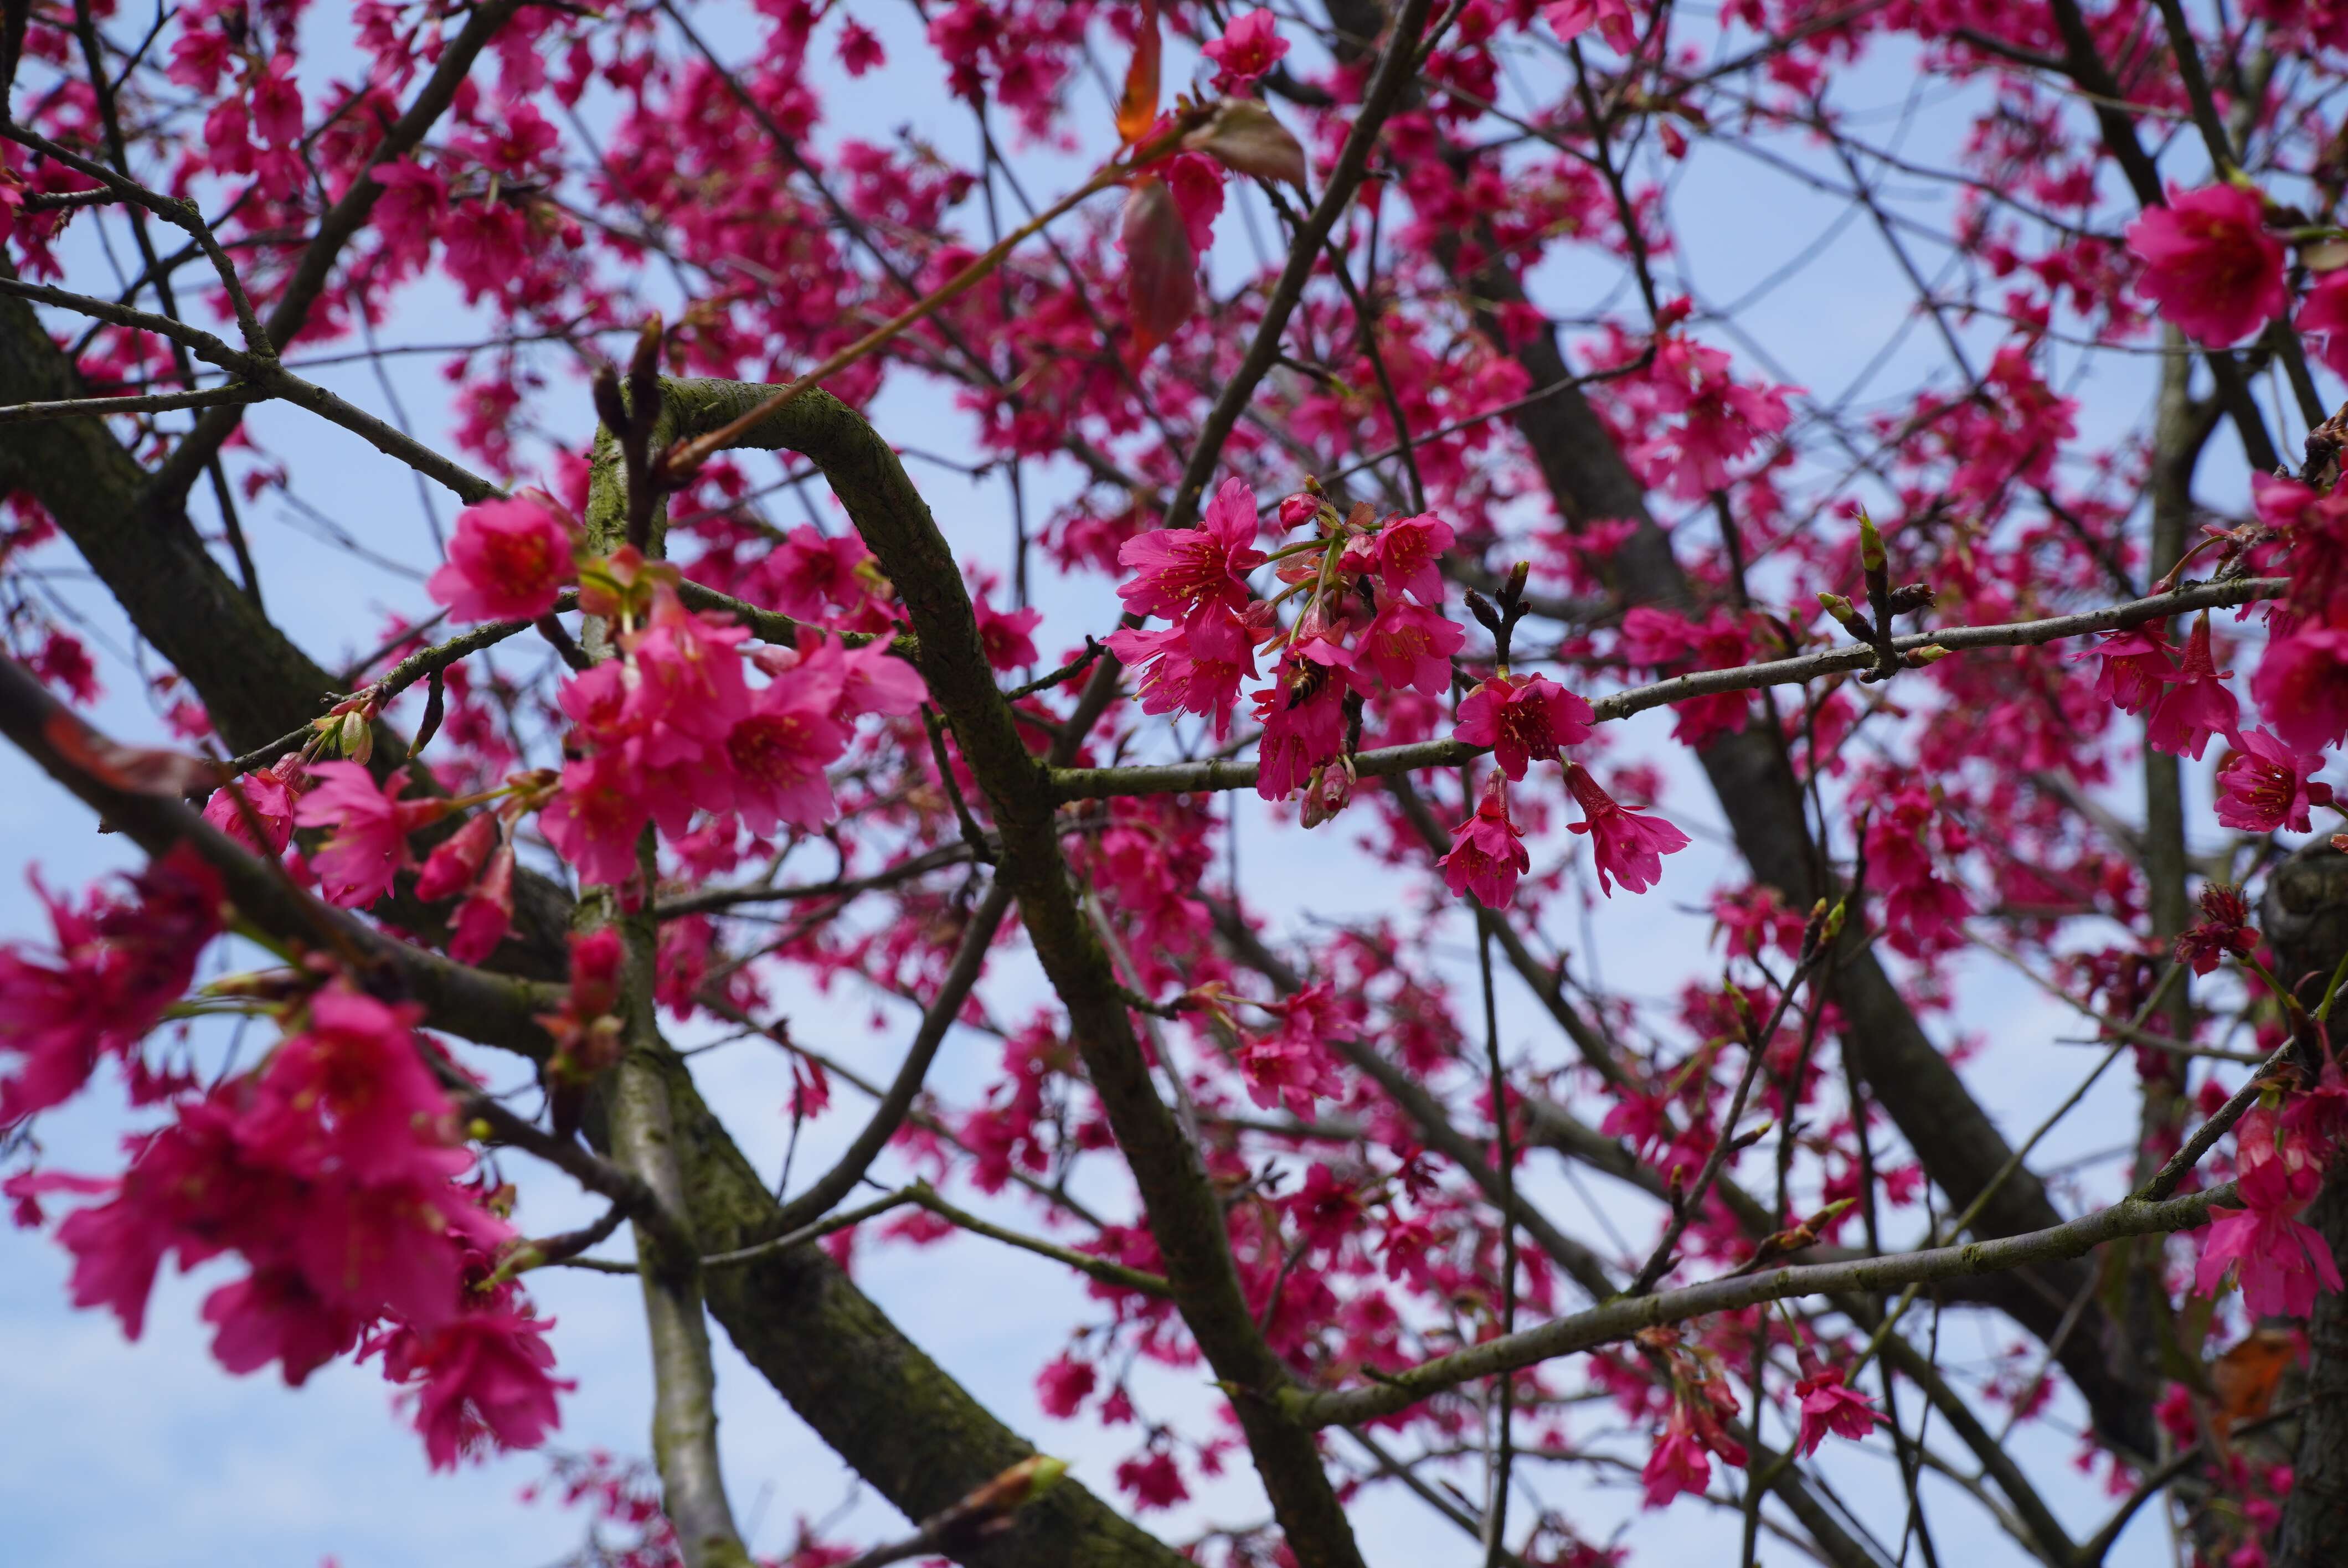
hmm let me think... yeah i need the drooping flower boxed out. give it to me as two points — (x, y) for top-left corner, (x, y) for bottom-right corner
(1251, 628), (1353, 802)
(1543, 0), (1637, 52)
(415, 812), (500, 902)
(1107, 604), (1263, 735)
(1233, 1029), (1344, 1118)
(1201, 8), (1288, 90)
(2197, 1204), (2342, 1319)
(201, 756), (305, 857)
(446, 847), (513, 965)
(2124, 182), (2287, 347)
(1640, 1426), (1713, 1509)
(1116, 477), (1265, 622)
(2074, 625), (2174, 716)
(1793, 1364), (1885, 1457)
(2145, 615), (2237, 759)
(2216, 729), (2334, 833)
(975, 597), (1043, 671)
(291, 762), (448, 909)
(2254, 626), (2348, 752)
(200, 1265), (362, 1386)
(1454, 672), (1594, 780)
(0, 849), (222, 1125)
(1440, 774), (1530, 907)
(1037, 1353), (1097, 1418)
(1566, 764), (1689, 895)
(385, 1307), (568, 1469)
(426, 494), (578, 623)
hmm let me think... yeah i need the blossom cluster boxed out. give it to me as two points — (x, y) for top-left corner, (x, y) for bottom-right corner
(9, 984), (565, 1467)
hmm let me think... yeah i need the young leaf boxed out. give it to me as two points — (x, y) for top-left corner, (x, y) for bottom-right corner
(1183, 99), (1307, 191)
(1115, 0), (1162, 146)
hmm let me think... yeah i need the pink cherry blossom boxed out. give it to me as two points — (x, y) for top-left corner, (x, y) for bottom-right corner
(2124, 183), (2287, 347)
(291, 762), (448, 909)
(1566, 764), (1689, 895)
(1793, 1365), (1884, 1457)
(1202, 9), (1288, 90)
(425, 494), (578, 623)
(2145, 615), (2237, 759)
(0, 850), (220, 1126)
(1373, 513), (1455, 605)
(1107, 604), (1263, 734)
(1454, 672), (1595, 780)
(723, 683), (850, 837)
(1640, 1426), (1712, 1509)
(2254, 626), (2348, 752)
(540, 752), (655, 887)
(385, 1307), (569, 1469)
(1440, 775), (1530, 906)
(1251, 631), (1354, 801)
(1357, 599), (1465, 695)
(2074, 626), (2174, 716)
(2196, 1204), (2342, 1319)
(2216, 728), (2334, 833)
(1116, 477), (1265, 622)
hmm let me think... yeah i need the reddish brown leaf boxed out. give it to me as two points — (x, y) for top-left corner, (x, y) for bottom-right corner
(1115, 0), (1162, 146)
(2210, 1325), (2298, 1437)
(44, 711), (217, 797)
(1120, 175), (1196, 357)
(1183, 99), (1308, 190)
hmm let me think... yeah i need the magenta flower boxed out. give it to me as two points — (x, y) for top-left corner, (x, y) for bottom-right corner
(387, 1308), (568, 1469)
(1440, 775), (1530, 907)
(291, 762), (448, 909)
(1793, 1364), (1886, 1457)
(2254, 626), (2348, 752)
(1640, 1426), (1712, 1509)
(1454, 672), (1595, 780)
(1201, 8), (1288, 90)
(0, 850), (221, 1126)
(1109, 604), (1263, 735)
(1566, 764), (1689, 895)
(200, 756), (305, 856)
(976, 597), (1043, 671)
(2196, 1204), (2342, 1319)
(2074, 625), (2174, 716)
(723, 683), (850, 837)
(1358, 599), (1465, 695)
(2146, 615), (2238, 759)
(237, 986), (464, 1188)
(415, 812), (499, 902)
(425, 494), (577, 623)
(1374, 512), (1456, 606)
(2124, 183), (2287, 347)
(2216, 728), (2334, 833)
(1115, 476), (1265, 622)
(621, 587), (752, 762)
(539, 752), (654, 887)
(1543, 0), (1636, 52)
(1251, 631), (1353, 802)
(1234, 1030), (1343, 1118)
(2301, 269), (2348, 380)
(200, 1266), (362, 1386)
(446, 846), (514, 964)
